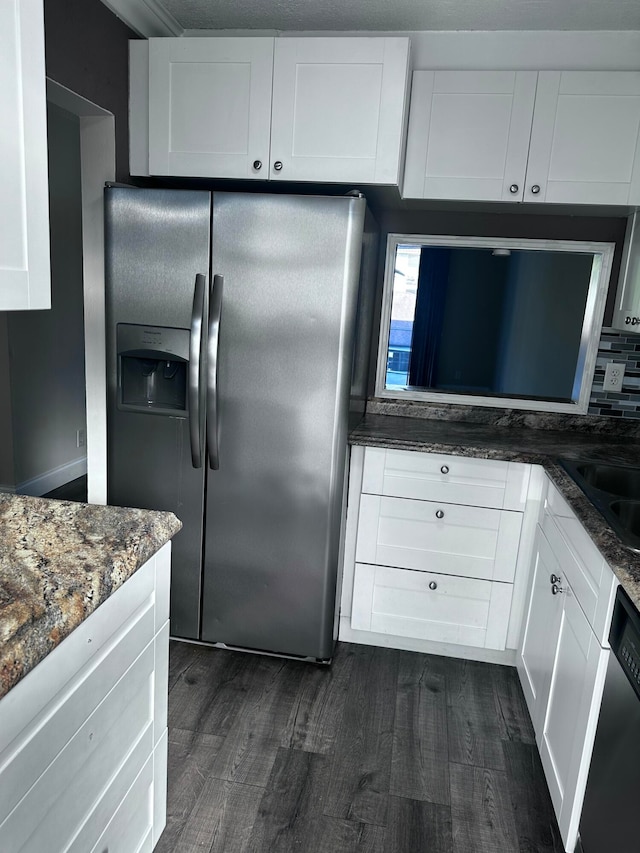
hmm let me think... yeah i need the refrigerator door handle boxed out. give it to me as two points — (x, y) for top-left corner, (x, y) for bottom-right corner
(188, 273), (207, 468)
(207, 274), (224, 470)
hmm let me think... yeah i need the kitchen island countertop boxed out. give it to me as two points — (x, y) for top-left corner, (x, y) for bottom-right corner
(0, 493), (181, 700)
(350, 412), (640, 609)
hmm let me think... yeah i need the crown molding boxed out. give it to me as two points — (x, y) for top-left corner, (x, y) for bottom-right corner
(100, 0), (183, 37)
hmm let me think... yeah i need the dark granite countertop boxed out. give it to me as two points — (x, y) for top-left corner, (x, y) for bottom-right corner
(350, 412), (640, 609)
(0, 494), (181, 700)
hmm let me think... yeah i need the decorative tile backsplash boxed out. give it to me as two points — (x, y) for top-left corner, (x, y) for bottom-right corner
(589, 329), (640, 419)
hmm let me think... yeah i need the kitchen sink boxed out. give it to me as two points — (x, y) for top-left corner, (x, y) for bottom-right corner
(559, 459), (640, 552)
(610, 500), (640, 538)
(573, 463), (640, 500)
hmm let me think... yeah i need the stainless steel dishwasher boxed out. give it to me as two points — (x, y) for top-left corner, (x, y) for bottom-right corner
(578, 586), (640, 853)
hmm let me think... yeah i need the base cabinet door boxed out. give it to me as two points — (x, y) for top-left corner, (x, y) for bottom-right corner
(517, 527), (563, 731)
(538, 589), (608, 848)
(517, 523), (610, 853)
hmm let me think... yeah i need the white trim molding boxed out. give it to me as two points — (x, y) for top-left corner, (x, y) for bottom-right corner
(17, 456), (87, 498)
(100, 0), (183, 37)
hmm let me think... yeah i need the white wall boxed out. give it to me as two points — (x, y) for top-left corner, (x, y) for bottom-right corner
(182, 30), (640, 71)
(6, 103), (87, 493)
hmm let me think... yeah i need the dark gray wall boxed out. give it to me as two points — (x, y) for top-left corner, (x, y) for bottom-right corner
(7, 104), (87, 488)
(44, 0), (138, 182)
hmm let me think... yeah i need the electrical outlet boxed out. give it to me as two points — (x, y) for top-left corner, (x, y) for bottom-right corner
(603, 362), (625, 393)
(76, 429), (86, 448)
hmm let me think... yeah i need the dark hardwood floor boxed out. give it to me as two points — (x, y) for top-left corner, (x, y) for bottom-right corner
(157, 640), (564, 853)
(43, 475), (87, 502)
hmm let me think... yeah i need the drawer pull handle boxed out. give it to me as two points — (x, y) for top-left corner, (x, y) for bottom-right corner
(552, 583), (565, 595)
(550, 573), (561, 584)
(429, 581), (438, 590)
(435, 509), (444, 519)
(440, 465), (449, 474)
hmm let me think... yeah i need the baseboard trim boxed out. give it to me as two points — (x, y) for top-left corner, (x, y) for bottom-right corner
(17, 457), (87, 498)
(0, 484), (16, 495)
(338, 615), (517, 666)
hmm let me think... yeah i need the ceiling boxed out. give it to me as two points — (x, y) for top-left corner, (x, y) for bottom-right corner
(147, 0), (640, 33)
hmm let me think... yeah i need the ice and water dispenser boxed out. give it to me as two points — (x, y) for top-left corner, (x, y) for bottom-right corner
(117, 324), (190, 415)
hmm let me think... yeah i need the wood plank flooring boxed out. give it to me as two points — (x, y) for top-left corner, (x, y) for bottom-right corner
(157, 641), (564, 853)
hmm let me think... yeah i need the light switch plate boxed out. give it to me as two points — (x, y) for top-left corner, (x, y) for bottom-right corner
(603, 362), (625, 392)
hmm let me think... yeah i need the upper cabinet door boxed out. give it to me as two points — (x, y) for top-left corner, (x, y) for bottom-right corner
(402, 70), (537, 201)
(526, 71), (640, 205)
(269, 38), (410, 184)
(0, 0), (50, 310)
(148, 37), (274, 179)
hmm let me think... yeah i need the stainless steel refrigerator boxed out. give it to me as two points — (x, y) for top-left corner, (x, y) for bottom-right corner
(105, 187), (377, 661)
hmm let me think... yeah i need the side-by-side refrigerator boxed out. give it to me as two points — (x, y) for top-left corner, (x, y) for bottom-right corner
(105, 187), (377, 661)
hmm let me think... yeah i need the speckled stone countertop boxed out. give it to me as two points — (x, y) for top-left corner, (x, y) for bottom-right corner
(350, 411), (640, 609)
(0, 494), (181, 700)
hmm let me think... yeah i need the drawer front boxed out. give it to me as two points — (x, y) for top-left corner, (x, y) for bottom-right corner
(351, 563), (512, 650)
(356, 493), (522, 582)
(0, 554), (155, 756)
(0, 599), (155, 823)
(0, 641), (154, 852)
(362, 447), (529, 511)
(90, 754), (154, 853)
(67, 724), (154, 853)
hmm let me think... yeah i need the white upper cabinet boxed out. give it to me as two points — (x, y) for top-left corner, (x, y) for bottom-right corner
(137, 36), (411, 184)
(0, 0), (51, 310)
(404, 69), (640, 206)
(402, 70), (537, 202)
(527, 72), (640, 205)
(148, 37), (274, 179)
(269, 38), (410, 184)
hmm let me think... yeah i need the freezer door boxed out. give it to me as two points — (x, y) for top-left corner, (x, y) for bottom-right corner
(201, 192), (365, 659)
(105, 187), (211, 639)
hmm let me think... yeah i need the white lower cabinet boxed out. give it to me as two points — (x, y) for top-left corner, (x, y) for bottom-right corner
(517, 485), (616, 853)
(0, 543), (172, 852)
(342, 446), (533, 657)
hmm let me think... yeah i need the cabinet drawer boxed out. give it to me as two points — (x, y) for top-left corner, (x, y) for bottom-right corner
(90, 754), (155, 853)
(0, 642), (154, 852)
(0, 597), (154, 823)
(352, 563), (512, 650)
(362, 447), (529, 510)
(356, 493), (522, 582)
(67, 724), (154, 853)
(0, 555), (155, 757)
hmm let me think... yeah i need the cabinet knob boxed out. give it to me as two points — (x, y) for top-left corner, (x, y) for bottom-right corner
(440, 465), (449, 474)
(552, 583), (565, 595)
(550, 573), (561, 584)
(273, 161), (283, 172)
(252, 160), (262, 171)
(429, 581), (438, 590)
(531, 184), (541, 194)
(435, 509), (445, 519)
(509, 184), (519, 194)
